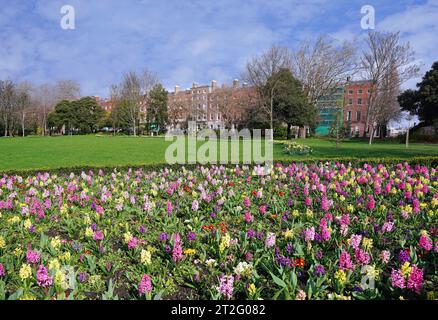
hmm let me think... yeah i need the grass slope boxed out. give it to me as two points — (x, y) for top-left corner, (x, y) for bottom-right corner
(0, 135), (437, 172)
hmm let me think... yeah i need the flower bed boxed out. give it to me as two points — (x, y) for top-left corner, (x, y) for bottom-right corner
(0, 162), (437, 300)
(279, 141), (313, 155)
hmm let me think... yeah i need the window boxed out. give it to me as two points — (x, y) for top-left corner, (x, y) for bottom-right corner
(348, 99), (353, 105)
(358, 98), (362, 105)
(349, 90), (353, 95)
(346, 111), (352, 121)
(358, 89), (363, 94)
(356, 111), (361, 122)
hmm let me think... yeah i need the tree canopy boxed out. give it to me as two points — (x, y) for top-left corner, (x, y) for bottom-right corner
(398, 61), (438, 125)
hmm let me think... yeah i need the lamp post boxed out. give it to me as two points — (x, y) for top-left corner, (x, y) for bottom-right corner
(406, 114), (413, 149)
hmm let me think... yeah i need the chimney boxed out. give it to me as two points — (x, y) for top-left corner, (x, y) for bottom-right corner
(346, 76), (351, 82)
(211, 80), (217, 90)
(232, 79), (239, 88)
(192, 82), (198, 88)
(174, 85), (180, 94)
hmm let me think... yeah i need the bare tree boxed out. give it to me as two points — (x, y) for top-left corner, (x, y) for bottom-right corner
(115, 70), (159, 136)
(15, 82), (33, 137)
(0, 80), (15, 137)
(242, 45), (293, 140)
(168, 97), (192, 129)
(55, 80), (81, 101)
(359, 31), (419, 144)
(292, 35), (357, 105)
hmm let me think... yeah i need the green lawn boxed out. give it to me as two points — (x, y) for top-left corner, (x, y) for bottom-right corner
(0, 135), (437, 172)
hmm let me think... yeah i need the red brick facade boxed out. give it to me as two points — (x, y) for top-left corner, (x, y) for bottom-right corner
(343, 80), (373, 137)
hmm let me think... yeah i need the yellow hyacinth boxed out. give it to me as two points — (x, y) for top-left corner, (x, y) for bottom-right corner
(51, 236), (61, 250)
(401, 262), (412, 277)
(85, 227), (93, 238)
(362, 238), (373, 250)
(14, 247), (23, 257)
(0, 236), (5, 249)
(183, 248), (196, 255)
(334, 269), (347, 285)
(19, 263), (32, 281)
(24, 219), (32, 229)
(140, 249), (152, 265)
(248, 283), (256, 296)
(283, 229), (293, 240)
(219, 233), (231, 253)
(49, 258), (61, 271)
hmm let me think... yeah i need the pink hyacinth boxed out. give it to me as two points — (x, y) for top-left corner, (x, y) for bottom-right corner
(339, 250), (354, 270)
(305, 197), (312, 206)
(382, 221), (394, 233)
(259, 205), (267, 215)
(244, 212), (253, 223)
(217, 275), (234, 300)
(365, 195), (375, 210)
(0, 263), (5, 277)
(390, 269), (406, 289)
(26, 249), (41, 264)
(354, 249), (370, 265)
(93, 230), (104, 242)
(349, 234), (362, 250)
(419, 234), (433, 251)
(192, 200), (199, 211)
(128, 236), (138, 249)
(139, 274), (152, 295)
(304, 227), (315, 242)
(166, 201), (173, 216)
(380, 250), (390, 264)
(36, 265), (53, 288)
(407, 265), (424, 294)
(243, 197), (251, 207)
(265, 233), (276, 248)
(321, 196), (330, 212)
(172, 233), (183, 262)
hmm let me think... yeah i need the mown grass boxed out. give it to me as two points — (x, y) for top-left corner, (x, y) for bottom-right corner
(0, 135), (437, 172)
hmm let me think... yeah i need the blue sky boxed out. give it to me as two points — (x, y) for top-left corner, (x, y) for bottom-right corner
(0, 0), (437, 98)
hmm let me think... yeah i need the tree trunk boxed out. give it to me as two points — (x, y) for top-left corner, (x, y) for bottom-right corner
(286, 123), (291, 140)
(22, 113), (25, 137)
(368, 126), (374, 145)
(3, 118), (7, 137)
(405, 128), (409, 149)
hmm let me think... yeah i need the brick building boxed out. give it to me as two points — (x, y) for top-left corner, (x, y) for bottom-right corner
(315, 79), (374, 137)
(343, 80), (373, 137)
(167, 79), (251, 131)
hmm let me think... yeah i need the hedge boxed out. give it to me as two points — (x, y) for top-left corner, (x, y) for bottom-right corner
(1, 156), (438, 177)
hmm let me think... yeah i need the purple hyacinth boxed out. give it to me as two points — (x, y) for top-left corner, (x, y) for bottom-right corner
(36, 265), (53, 288)
(159, 232), (168, 241)
(315, 265), (325, 276)
(187, 231), (196, 242)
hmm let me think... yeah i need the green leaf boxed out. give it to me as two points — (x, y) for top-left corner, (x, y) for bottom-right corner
(270, 272), (287, 288)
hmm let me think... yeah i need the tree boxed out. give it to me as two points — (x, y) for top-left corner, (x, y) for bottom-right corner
(399, 61), (438, 126)
(0, 80), (15, 137)
(292, 35), (356, 106)
(146, 84), (168, 133)
(54, 80), (80, 101)
(48, 97), (105, 134)
(242, 45), (293, 140)
(15, 82), (33, 137)
(267, 68), (317, 139)
(112, 70), (159, 136)
(359, 31), (419, 144)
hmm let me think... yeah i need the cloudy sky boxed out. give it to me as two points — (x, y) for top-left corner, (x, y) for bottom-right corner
(0, 0), (437, 98)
